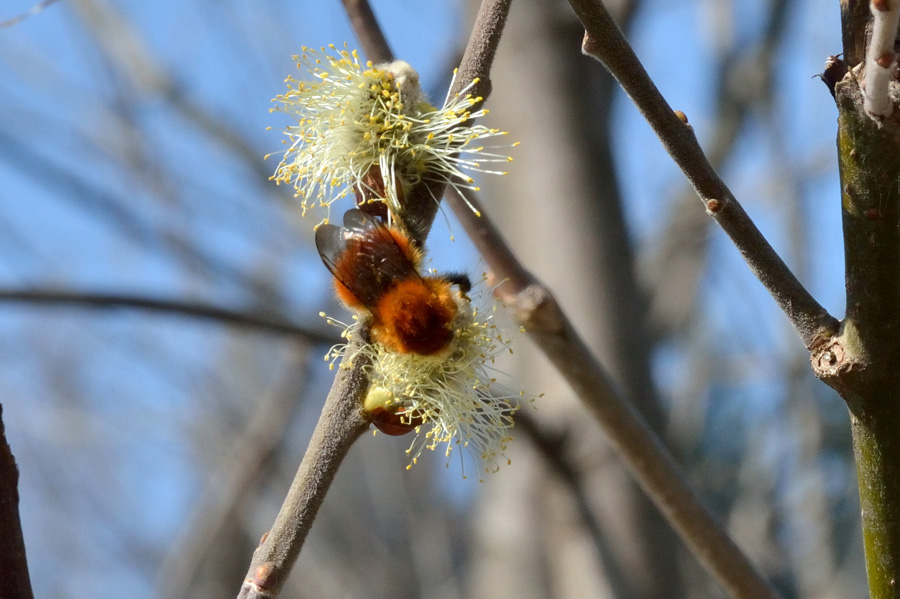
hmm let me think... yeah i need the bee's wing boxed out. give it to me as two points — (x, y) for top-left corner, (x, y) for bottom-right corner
(316, 210), (420, 311)
(314, 223), (348, 278)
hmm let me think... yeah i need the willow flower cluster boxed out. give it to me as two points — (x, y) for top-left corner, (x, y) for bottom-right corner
(325, 289), (526, 479)
(269, 44), (515, 223)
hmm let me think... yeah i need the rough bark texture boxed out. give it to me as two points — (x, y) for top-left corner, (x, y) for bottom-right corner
(831, 83), (900, 598)
(820, 6), (900, 594)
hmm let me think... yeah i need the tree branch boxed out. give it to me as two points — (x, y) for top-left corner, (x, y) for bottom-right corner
(0, 0), (62, 28)
(446, 0), (511, 106)
(645, 0), (791, 340)
(445, 187), (781, 598)
(0, 405), (35, 599)
(824, 35), (900, 593)
(568, 0), (839, 351)
(0, 289), (334, 343)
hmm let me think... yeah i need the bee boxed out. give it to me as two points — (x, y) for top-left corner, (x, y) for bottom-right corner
(315, 209), (471, 357)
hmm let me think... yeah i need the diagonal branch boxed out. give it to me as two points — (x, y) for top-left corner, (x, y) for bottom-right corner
(343, 0), (779, 593)
(644, 0), (792, 340)
(0, 0), (62, 28)
(446, 186), (782, 599)
(568, 0), (839, 351)
(446, 0), (511, 106)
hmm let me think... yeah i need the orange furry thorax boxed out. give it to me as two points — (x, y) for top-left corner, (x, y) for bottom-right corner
(372, 278), (458, 355)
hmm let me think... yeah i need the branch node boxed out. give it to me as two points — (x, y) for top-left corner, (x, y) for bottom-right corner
(505, 284), (565, 334)
(705, 198), (723, 213)
(251, 562), (279, 590)
(581, 31), (599, 56)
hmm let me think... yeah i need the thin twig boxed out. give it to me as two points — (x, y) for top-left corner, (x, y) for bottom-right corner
(0, 405), (35, 599)
(446, 0), (512, 106)
(645, 0), (790, 340)
(0, 289), (334, 343)
(339, 0), (393, 63)
(0, 0), (62, 28)
(445, 187), (781, 599)
(568, 0), (839, 351)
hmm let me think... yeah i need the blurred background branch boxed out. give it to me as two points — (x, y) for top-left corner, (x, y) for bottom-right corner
(0, 289), (334, 341)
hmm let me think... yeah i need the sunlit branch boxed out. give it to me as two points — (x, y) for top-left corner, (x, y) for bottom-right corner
(446, 0), (511, 107)
(569, 0), (839, 351)
(645, 0), (792, 340)
(237, 355), (370, 599)
(341, 0), (512, 244)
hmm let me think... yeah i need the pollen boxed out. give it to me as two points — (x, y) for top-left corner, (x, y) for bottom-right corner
(327, 288), (531, 478)
(269, 44), (517, 225)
